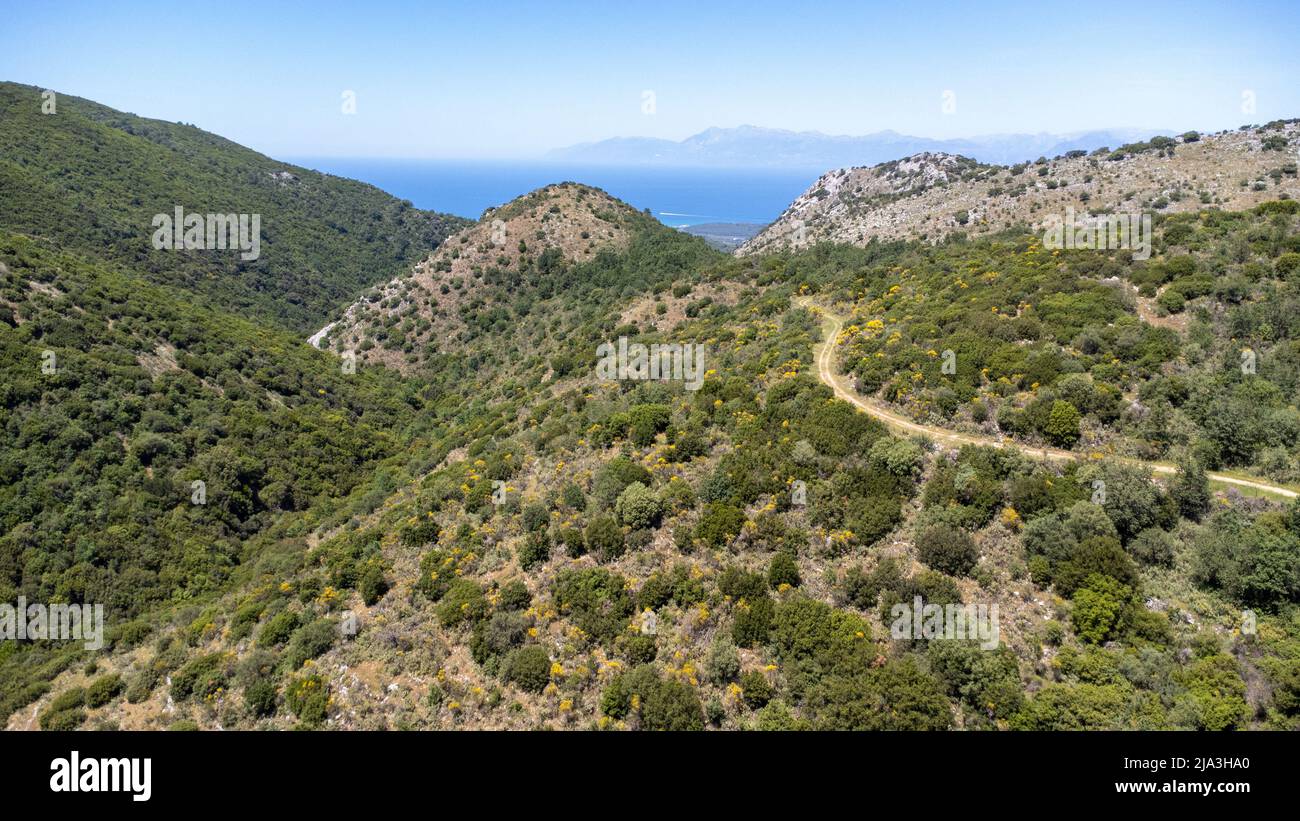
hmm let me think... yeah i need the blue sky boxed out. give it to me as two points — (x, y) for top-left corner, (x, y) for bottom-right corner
(4, 0), (1298, 158)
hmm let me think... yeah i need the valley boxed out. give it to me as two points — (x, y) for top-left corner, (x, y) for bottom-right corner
(2, 85), (1300, 737)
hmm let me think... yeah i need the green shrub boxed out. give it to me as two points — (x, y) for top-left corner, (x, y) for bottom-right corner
(615, 482), (664, 530)
(768, 551), (801, 588)
(501, 645), (551, 693)
(85, 674), (124, 708)
(739, 670), (774, 708)
(245, 679), (278, 718)
(285, 674), (329, 727)
(585, 515), (625, 562)
(916, 524), (978, 576)
(696, 502), (745, 549)
(283, 619), (337, 670)
(436, 579), (489, 627)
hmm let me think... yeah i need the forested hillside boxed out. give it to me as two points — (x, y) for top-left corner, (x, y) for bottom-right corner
(0, 82), (469, 331)
(3, 91), (1299, 733)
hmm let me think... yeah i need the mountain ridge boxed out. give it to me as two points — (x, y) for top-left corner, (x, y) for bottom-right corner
(739, 122), (1300, 254)
(547, 123), (1174, 168)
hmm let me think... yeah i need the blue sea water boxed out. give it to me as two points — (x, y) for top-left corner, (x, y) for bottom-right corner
(286, 158), (820, 228)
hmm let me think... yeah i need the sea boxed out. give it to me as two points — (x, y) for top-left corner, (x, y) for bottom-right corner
(286, 158), (821, 228)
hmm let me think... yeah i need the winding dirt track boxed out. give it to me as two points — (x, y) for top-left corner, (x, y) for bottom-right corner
(802, 299), (1298, 500)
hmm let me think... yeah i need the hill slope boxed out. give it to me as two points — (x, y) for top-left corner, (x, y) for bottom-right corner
(740, 122), (1300, 254)
(0, 82), (469, 331)
(312, 182), (718, 374)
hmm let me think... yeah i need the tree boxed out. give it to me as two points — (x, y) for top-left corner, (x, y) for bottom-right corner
(1171, 458), (1211, 521)
(1071, 573), (1129, 644)
(1043, 400), (1081, 447)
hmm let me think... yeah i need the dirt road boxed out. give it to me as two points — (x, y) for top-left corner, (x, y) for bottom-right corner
(801, 299), (1298, 500)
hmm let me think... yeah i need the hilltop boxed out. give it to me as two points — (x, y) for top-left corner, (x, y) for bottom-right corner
(311, 182), (716, 373)
(740, 122), (1300, 254)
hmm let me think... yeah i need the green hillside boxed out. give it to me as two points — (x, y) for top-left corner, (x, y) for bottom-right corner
(2, 89), (1300, 734)
(0, 82), (469, 331)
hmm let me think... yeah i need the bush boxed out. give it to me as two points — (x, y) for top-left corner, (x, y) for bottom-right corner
(85, 674), (124, 708)
(285, 674), (329, 726)
(171, 654), (228, 701)
(768, 551), (801, 588)
(1071, 574), (1130, 644)
(284, 619), (337, 670)
(1044, 400), (1081, 447)
(615, 482), (664, 530)
(498, 579), (532, 611)
(501, 645), (551, 693)
(245, 679), (278, 718)
(739, 670), (774, 708)
(554, 567), (635, 642)
(1129, 528), (1176, 566)
(732, 595), (775, 648)
(517, 529), (551, 570)
(585, 514), (625, 562)
(357, 562), (389, 606)
(436, 579), (489, 627)
(40, 707), (87, 730)
(602, 666), (704, 730)
(258, 610), (299, 646)
(705, 633), (741, 684)
(916, 524), (978, 576)
(696, 502), (745, 549)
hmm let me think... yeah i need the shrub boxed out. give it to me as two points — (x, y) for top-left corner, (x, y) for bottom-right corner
(357, 562), (389, 605)
(517, 529), (551, 570)
(732, 595), (775, 648)
(1071, 574), (1130, 644)
(1129, 528), (1177, 567)
(585, 515), (625, 562)
(245, 679), (278, 718)
(603, 666), (704, 731)
(1044, 400), (1081, 447)
(171, 654), (228, 701)
(284, 619), (337, 670)
(85, 674), (124, 708)
(501, 645), (551, 693)
(285, 674), (329, 726)
(554, 567), (635, 642)
(739, 670), (774, 708)
(615, 482), (663, 530)
(705, 633), (741, 684)
(258, 610), (299, 646)
(40, 707), (87, 730)
(436, 579), (489, 627)
(498, 579), (532, 611)
(768, 551), (801, 588)
(696, 502), (745, 549)
(915, 524), (978, 576)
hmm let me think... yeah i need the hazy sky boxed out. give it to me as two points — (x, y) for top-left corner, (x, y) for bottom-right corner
(4, 0), (1298, 159)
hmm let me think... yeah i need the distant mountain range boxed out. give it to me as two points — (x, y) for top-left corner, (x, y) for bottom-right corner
(547, 124), (1175, 168)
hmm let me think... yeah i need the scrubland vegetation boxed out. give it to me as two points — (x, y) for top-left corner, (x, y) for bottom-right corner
(3, 84), (1300, 731)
